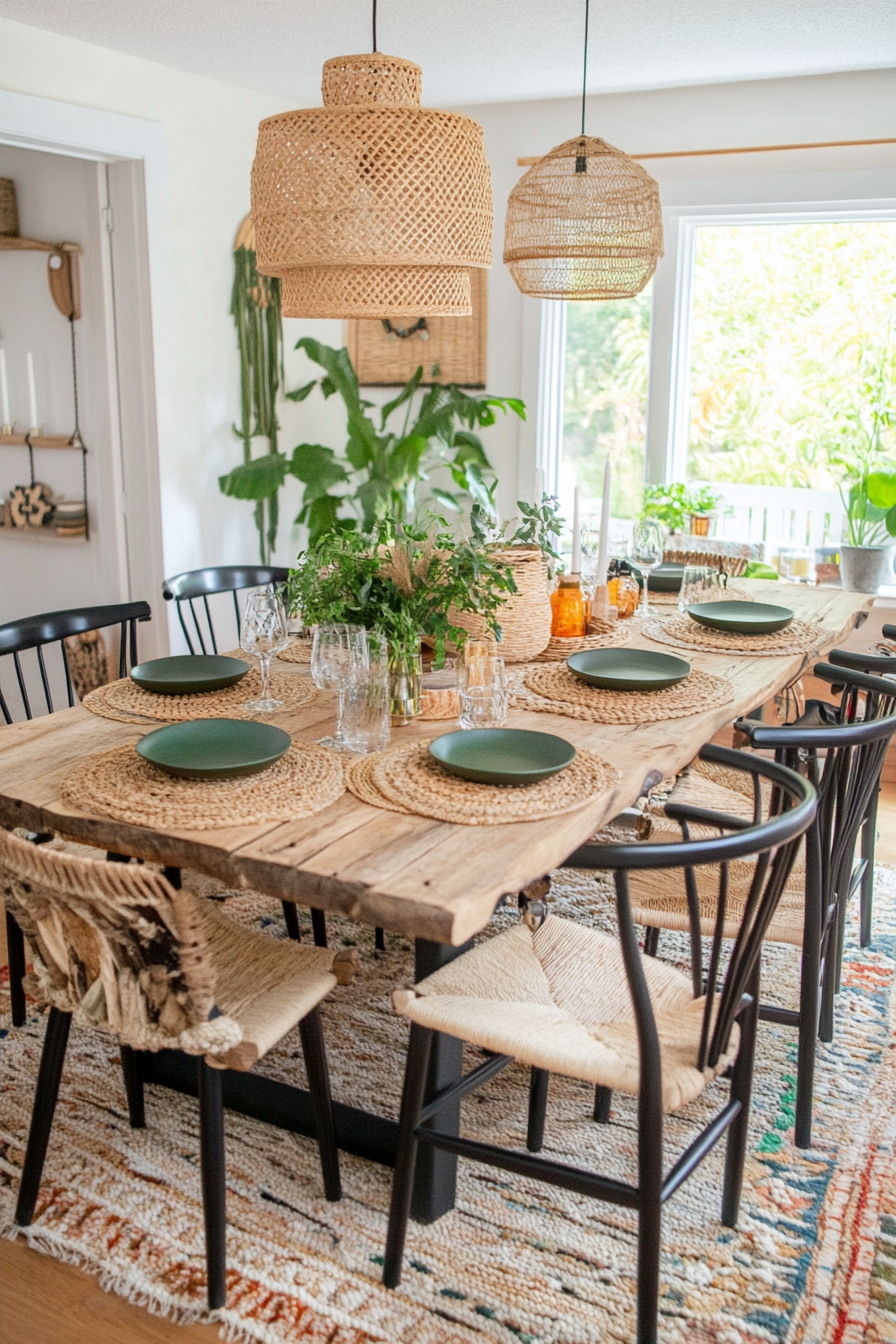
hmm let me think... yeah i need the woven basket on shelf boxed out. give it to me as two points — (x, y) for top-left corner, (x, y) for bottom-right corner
(450, 546), (552, 663)
(503, 137), (663, 300)
(0, 178), (18, 237)
(251, 53), (493, 319)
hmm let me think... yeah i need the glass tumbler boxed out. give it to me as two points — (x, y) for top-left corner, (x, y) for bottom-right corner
(458, 656), (507, 729)
(311, 623), (369, 749)
(340, 634), (391, 753)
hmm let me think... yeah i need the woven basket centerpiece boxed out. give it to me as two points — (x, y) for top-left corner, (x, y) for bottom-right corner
(503, 137), (663, 299)
(251, 53), (493, 319)
(449, 545), (553, 663)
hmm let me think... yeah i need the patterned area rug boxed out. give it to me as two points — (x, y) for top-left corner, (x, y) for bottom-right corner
(2, 863), (896, 1343)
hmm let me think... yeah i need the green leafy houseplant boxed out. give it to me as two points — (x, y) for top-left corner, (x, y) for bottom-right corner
(642, 482), (722, 534)
(220, 339), (526, 546)
(841, 468), (896, 546)
(286, 518), (517, 665)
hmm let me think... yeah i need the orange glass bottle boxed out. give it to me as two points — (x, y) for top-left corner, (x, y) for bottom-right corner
(550, 574), (587, 637)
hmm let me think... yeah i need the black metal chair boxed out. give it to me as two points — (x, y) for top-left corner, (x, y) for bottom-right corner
(382, 744), (816, 1344)
(0, 601), (153, 1027)
(162, 565), (290, 655)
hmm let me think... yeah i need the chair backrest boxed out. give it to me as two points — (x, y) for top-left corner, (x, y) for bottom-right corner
(737, 662), (896, 921)
(0, 600), (151, 723)
(564, 744), (816, 1084)
(0, 829), (231, 1052)
(162, 565), (290, 654)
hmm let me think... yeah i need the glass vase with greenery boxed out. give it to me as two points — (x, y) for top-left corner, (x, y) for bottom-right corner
(220, 339), (526, 546)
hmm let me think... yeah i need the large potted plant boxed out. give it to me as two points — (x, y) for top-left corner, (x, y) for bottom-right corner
(840, 468), (896, 592)
(286, 519), (516, 721)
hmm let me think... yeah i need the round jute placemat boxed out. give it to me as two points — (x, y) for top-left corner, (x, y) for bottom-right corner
(647, 586), (753, 607)
(276, 637), (313, 664)
(643, 613), (830, 657)
(83, 669), (318, 724)
(512, 664), (734, 725)
(346, 740), (619, 826)
(60, 741), (345, 830)
(535, 619), (634, 662)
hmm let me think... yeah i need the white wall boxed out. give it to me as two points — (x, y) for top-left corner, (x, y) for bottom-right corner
(2, 13), (895, 594)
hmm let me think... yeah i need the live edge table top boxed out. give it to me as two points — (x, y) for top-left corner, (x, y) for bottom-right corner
(0, 583), (873, 947)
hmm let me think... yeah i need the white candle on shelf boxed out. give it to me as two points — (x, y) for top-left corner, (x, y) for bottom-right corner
(597, 455), (611, 585)
(571, 486), (581, 574)
(0, 350), (10, 429)
(26, 352), (39, 433)
(534, 466), (544, 504)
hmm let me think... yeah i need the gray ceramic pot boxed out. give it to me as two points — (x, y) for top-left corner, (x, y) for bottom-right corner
(839, 544), (896, 593)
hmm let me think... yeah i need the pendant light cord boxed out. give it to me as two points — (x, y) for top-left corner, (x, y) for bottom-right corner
(372, 0), (377, 52)
(580, 0), (590, 136)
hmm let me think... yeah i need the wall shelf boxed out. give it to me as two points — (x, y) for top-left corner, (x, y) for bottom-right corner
(0, 525), (87, 543)
(0, 433), (79, 449)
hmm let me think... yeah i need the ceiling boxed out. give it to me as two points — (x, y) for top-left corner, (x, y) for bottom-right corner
(1, 0), (894, 107)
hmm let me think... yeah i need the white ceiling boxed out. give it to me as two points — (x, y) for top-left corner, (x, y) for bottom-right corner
(1, 0), (895, 107)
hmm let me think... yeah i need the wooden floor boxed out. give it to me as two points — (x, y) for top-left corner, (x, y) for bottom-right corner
(2, 784), (895, 1343)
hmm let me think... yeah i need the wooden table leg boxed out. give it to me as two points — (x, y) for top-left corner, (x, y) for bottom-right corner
(410, 935), (473, 1224)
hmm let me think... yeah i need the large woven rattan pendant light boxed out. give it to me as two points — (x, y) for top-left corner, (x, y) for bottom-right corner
(251, 3), (492, 319)
(503, 0), (662, 300)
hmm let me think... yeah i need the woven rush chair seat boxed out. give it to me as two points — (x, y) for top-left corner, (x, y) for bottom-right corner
(393, 915), (738, 1113)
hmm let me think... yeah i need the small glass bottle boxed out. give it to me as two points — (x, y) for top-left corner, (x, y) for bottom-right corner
(550, 574), (587, 638)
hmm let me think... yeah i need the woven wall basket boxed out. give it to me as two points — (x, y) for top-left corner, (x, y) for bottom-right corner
(0, 178), (18, 237)
(251, 54), (493, 320)
(503, 136), (663, 300)
(450, 546), (553, 662)
(345, 267), (487, 387)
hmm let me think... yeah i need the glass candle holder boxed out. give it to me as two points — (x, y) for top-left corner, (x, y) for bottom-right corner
(458, 656), (507, 729)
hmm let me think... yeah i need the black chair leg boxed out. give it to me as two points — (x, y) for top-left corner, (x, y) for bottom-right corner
(375, 926), (386, 952)
(281, 901), (302, 942)
(310, 908), (328, 948)
(794, 923), (822, 1150)
(383, 1023), (434, 1290)
(5, 907), (27, 1027)
(860, 789), (878, 948)
(527, 1068), (549, 1152)
(636, 1200), (661, 1344)
(197, 1059), (227, 1311)
(722, 972), (760, 1227)
(643, 926), (660, 957)
(593, 1085), (613, 1124)
(120, 1045), (146, 1129)
(16, 1008), (72, 1225)
(298, 1006), (341, 1202)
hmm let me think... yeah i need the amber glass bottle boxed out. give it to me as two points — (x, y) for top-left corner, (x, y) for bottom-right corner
(550, 574), (587, 637)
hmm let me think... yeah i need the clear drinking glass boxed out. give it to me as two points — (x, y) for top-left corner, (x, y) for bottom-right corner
(631, 521), (665, 617)
(678, 565), (722, 613)
(458, 656), (507, 729)
(311, 623), (369, 748)
(340, 633), (391, 754)
(240, 589), (289, 713)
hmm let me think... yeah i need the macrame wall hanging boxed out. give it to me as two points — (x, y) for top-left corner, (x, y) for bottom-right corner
(250, 3), (493, 319)
(503, 0), (663, 300)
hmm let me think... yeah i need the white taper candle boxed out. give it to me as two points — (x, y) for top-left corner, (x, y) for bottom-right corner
(26, 352), (39, 432)
(0, 350), (10, 428)
(571, 486), (581, 574)
(597, 455), (611, 585)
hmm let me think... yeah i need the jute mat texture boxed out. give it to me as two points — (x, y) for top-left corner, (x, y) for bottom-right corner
(534, 618), (634, 662)
(276, 638), (313, 665)
(512, 664), (735, 725)
(2, 867), (896, 1343)
(346, 740), (619, 825)
(60, 741), (345, 829)
(83, 669), (318, 724)
(643, 613), (830, 657)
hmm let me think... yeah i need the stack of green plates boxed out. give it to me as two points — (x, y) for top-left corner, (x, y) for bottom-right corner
(429, 728), (576, 786)
(687, 601), (794, 634)
(130, 654), (249, 694)
(567, 648), (690, 691)
(136, 719), (290, 779)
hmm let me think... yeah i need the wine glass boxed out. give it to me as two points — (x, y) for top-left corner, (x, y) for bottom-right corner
(311, 623), (369, 749)
(631, 521), (664, 617)
(240, 589), (289, 713)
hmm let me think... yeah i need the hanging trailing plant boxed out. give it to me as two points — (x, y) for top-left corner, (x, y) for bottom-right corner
(228, 215), (296, 563)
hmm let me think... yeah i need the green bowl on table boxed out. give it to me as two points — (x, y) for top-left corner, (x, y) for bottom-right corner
(429, 728), (576, 786)
(630, 562), (684, 593)
(567, 648), (691, 691)
(130, 654), (250, 695)
(687, 601), (794, 635)
(136, 718), (291, 779)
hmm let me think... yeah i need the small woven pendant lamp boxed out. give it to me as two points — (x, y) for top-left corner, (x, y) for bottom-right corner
(503, 0), (662, 300)
(251, 6), (492, 319)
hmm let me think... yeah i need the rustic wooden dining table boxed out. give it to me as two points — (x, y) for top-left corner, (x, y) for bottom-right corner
(0, 579), (873, 1222)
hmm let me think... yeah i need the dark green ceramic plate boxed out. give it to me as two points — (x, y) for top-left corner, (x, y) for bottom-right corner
(688, 600), (794, 635)
(630, 562), (684, 593)
(130, 654), (250, 695)
(429, 728), (576, 786)
(567, 647), (691, 691)
(136, 718), (291, 779)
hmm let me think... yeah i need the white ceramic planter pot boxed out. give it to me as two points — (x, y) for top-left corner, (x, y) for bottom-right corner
(839, 544), (896, 593)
